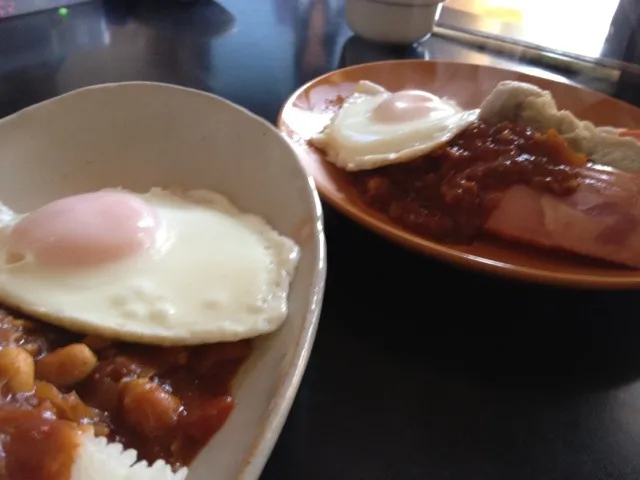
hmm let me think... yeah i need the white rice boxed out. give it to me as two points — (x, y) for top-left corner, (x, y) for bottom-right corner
(70, 433), (188, 480)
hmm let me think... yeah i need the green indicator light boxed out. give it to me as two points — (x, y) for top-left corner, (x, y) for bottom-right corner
(58, 7), (68, 16)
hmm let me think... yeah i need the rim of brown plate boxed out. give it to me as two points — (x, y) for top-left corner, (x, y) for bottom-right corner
(277, 59), (640, 289)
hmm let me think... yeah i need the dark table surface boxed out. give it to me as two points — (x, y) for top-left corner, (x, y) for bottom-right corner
(2, 1), (640, 479)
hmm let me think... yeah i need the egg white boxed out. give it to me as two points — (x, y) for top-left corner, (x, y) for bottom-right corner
(0, 188), (300, 345)
(311, 81), (479, 171)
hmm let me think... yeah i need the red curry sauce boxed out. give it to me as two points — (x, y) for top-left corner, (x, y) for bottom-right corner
(352, 120), (587, 242)
(0, 309), (251, 480)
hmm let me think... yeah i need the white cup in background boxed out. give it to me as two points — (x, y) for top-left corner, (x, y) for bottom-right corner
(346, 0), (446, 46)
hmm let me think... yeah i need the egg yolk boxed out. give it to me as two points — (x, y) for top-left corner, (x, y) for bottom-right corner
(5, 191), (159, 268)
(371, 90), (458, 124)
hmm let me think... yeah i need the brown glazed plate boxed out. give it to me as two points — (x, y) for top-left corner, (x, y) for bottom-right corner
(277, 60), (640, 289)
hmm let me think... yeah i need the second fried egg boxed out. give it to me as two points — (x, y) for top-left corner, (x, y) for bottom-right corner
(311, 81), (479, 171)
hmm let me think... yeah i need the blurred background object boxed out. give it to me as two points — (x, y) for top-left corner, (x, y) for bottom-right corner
(345, 0), (445, 46)
(0, 0), (235, 116)
(339, 34), (428, 66)
(441, 0), (620, 60)
(434, 0), (640, 105)
(0, 0), (90, 18)
(605, 0), (640, 105)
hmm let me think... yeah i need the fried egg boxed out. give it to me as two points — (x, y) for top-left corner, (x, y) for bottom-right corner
(311, 81), (479, 171)
(0, 188), (299, 345)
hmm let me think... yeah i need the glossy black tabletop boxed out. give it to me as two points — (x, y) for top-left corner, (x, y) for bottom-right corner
(2, 1), (640, 479)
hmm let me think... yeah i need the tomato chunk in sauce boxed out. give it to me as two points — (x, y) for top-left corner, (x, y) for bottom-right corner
(351, 121), (587, 243)
(0, 310), (251, 480)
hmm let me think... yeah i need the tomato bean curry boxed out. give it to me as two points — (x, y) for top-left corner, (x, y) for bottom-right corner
(351, 121), (587, 242)
(0, 309), (250, 480)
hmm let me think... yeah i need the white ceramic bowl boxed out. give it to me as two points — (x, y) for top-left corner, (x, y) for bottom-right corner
(0, 82), (326, 480)
(346, 0), (446, 45)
